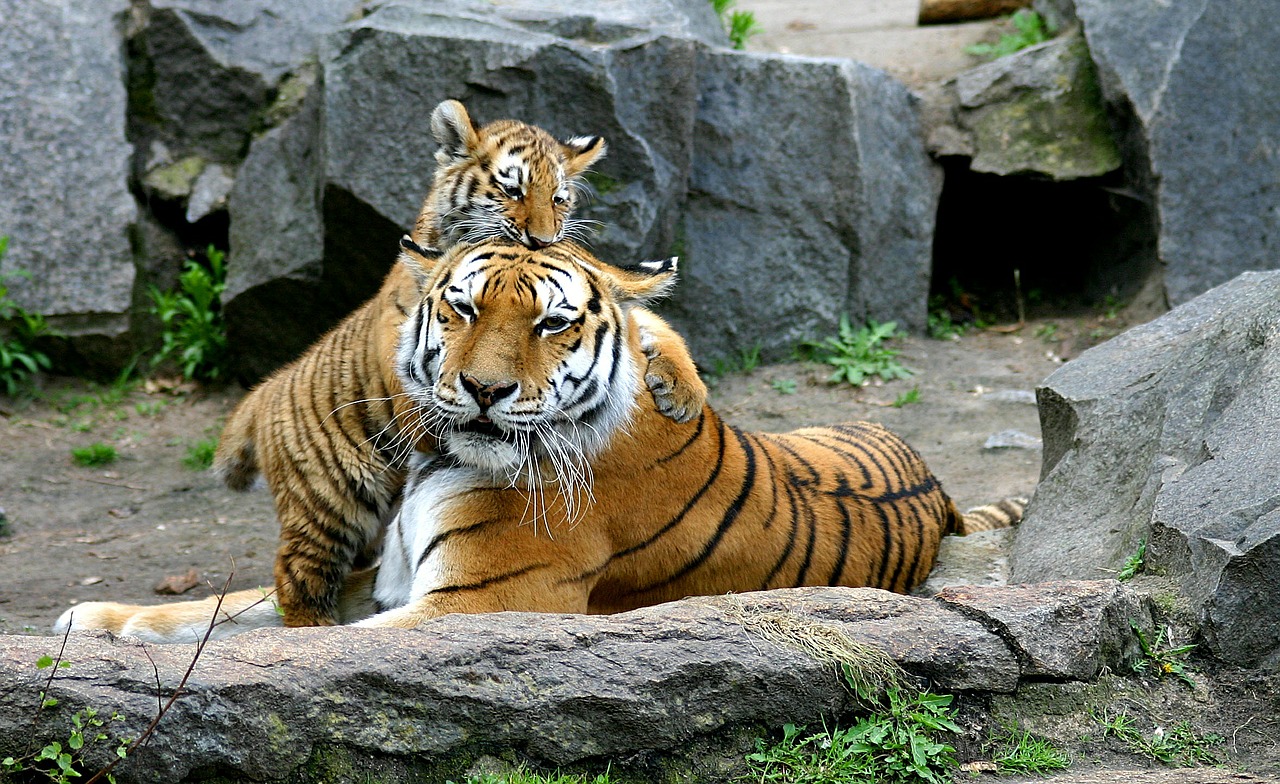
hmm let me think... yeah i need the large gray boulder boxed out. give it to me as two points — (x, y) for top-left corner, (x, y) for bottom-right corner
(1012, 271), (1280, 667)
(0, 0), (136, 339)
(927, 35), (1121, 180)
(223, 0), (940, 378)
(666, 51), (939, 361)
(0, 584), (1146, 782)
(1074, 0), (1280, 304)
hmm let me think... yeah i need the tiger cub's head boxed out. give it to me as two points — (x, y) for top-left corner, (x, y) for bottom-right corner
(420, 100), (607, 250)
(396, 238), (676, 478)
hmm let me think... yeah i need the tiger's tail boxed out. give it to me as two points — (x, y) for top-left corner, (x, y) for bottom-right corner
(213, 396), (260, 491)
(955, 497), (1028, 535)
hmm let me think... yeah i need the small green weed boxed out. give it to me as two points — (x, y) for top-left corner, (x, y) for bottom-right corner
(989, 726), (1071, 775)
(771, 378), (797, 395)
(892, 387), (920, 408)
(71, 443), (118, 467)
(134, 400), (166, 417)
(966, 9), (1054, 59)
(926, 308), (966, 341)
(710, 0), (762, 49)
(1092, 708), (1223, 766)
(3, 657), (130, 783)
(0, 237), (57, 396)
(713, 342), (763, 377)
(745, 676), (959, 784)
(799, 318), (913, 387)
(150, 244), (228, 382)
(1035, 323), (1060, 343)
(1132, 622), (1196, 688)
(182, 436), (218, 470)
(1116, 538), (1146, 581)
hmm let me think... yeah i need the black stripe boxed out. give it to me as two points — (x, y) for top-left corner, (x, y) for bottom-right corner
(416, 518), (500, 570)
(428, 563), (547, 595)
(612, 415), (728, 560)
(760, 479), (800, 589)
(828, 487), (854, 586)
(655, 410), (705, 465)
(635, 425), (758, 594)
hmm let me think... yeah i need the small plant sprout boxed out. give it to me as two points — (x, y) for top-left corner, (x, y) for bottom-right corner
(182, 436), (218, 471)
(150, 244), (229, 382)
(892, 387), (920, 408)
(771, 378), (797, 395)
(799, 317), (913, 387)
(710, 0), (762, 50)
(71, 443), (118, 467)
(1116, 537), (1146, 581)
(1131, 621), (1197, 689)
(0, 236), (58, 396)
(966, 9), (1054, 59)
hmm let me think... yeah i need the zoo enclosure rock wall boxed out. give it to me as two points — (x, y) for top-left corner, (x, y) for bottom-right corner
(1012, 270), (1280, 668)
(0, 0), (938, 380)
(0, 583), (1150, 782)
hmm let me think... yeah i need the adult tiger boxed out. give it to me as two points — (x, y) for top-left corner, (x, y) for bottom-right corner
(57, 240), (1018, 642)
(211, 100), (706, 627)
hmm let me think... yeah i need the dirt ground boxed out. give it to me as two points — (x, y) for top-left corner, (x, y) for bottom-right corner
(0, 314), (1127, 636)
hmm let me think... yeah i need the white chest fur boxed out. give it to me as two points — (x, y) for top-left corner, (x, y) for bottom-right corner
(371, 455), (489, 611)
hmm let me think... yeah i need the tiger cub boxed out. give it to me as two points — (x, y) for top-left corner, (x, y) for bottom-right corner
(59, 240), (1019, 641)
(213, 102), (707, 628)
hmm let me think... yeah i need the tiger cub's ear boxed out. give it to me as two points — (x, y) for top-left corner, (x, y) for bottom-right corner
(560, 135), (607, 177)
(607, 256), (679, 306)
(399, 235), (443, 286)
(431, 99), (480, 163)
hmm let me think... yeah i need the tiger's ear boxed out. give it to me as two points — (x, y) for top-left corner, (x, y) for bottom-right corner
(398, 235), (443, 286)
(606, 256), (679, 306)
(431, 100), (480, 163)
(560, 135), (607, 177)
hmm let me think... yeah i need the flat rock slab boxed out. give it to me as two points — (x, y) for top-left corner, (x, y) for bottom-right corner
(0, 582), (1147, 782)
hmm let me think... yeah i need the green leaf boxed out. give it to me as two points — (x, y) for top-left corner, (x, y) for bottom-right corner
(37, 654), (54, 669)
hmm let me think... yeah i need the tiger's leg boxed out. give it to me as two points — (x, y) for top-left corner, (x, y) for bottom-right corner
(354, 579), (591, 629)
(632, 308), (706, 424)
(53, 589), (284, 644)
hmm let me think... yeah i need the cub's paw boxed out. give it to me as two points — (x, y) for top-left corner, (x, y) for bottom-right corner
(638, 324), (706, 425)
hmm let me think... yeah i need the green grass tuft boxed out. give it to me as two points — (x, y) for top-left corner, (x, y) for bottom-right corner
(182, 436), (218, 470)
(71, 443), (118, 467)
(966, 9), (1054, 59)
(149, 244), (228, 382)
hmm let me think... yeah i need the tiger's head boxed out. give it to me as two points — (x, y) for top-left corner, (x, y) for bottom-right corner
(396, 238), (677, 479)
(420, 100), (607, 250)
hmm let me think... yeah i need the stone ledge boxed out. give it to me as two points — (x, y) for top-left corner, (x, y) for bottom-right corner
(0, 581), (1146, 782)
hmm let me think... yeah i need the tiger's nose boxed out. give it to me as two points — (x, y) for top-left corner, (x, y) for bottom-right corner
(460, 374), (518, 411)
(524, 232), (554, 250)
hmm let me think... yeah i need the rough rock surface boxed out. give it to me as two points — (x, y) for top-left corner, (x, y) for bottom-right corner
(0, 0), (136, 335)
(221, 0), (939, 377)
(927, 35), (1121, 179)
(666, 50), (939, 360)
(1074, 0), (1280, 303)
(1012, 271), (1280, 667)
(0, 583), (1146, 782)
(137, 0), (362, 162)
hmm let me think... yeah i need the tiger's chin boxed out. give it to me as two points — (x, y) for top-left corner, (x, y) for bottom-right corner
(443, 428), (522, 475)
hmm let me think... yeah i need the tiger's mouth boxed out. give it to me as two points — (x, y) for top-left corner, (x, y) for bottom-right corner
(457, 416), (515, 442)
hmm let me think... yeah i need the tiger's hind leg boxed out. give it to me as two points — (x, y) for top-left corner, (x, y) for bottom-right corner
(633, 309), (706, 424)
